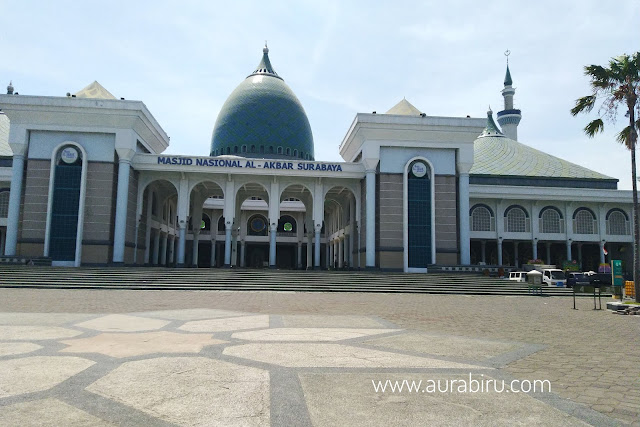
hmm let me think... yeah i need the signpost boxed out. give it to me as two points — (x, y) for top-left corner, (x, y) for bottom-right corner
(612, 259), (624, 299)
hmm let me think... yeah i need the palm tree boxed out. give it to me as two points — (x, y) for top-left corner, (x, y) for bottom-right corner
(571, 52), (640, 302)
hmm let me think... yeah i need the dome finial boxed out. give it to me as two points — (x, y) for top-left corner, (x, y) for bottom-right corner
(263, 41), (268, 54)
(503, 50), (513, 86)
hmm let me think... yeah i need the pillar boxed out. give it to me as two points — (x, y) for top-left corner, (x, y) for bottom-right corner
(338, 237), (344, 269)
(514, 241), (519, 268)
(192, 231), (200, 267)
(176, 226), (186, 266)
(269, 224), (276, 268)
(160, 232), (168, 266)
(458, 172), (470, 265)
(546, 242), (552, 265)
(314, 226), (321, 269)
(577, 243), (583, 269)
(240, 240), (246, 268)
(297, 242), (302, 269)
(600, 241), (606, 264)
(4, 154), (25, 256)
(112, 158), (131, 263)
(232, 229), (238, 266)
(481, 240), (486, 263)
(169, 235), (175, 264)
(144, 191), (152, 264)
(349, 197), (356, 268)
(497, 238), (503, 265)
(532, 239), (538, 261)
(365, 169), (376, 268)
(152, 230), (160, 265)
(214, 237), (217, 267)
(329, 240), (334, 268)
(566, 240), (572, 262)
(306, 233), (313, 269)
(224, 225), (232, 267)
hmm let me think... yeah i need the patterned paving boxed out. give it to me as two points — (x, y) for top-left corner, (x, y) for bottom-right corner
(0, 304), (627, 426)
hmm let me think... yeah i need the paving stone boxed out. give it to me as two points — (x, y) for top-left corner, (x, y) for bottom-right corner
(224, 343), (485, 369)
(0, 342), (42, 356)
(0, 356), (94, 398)
(0, 398), (114, 426)
(0, 325), (82, 341)
(74, 314), (169, 332)
(282, 315), (389, 328)
(60, 331), (226, 358)
(232, 328), (398, 342)
(133, 308), (253, 320)
(179, 315), (270, 332)
(87, 357), (269, 426)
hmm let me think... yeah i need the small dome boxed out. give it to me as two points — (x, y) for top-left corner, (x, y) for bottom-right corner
(210, 47), (314, 160)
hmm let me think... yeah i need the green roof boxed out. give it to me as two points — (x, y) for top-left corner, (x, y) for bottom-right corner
(210, 47), (314, 160)
(504, 65), (513, 86)
(471, 133), (615, 180)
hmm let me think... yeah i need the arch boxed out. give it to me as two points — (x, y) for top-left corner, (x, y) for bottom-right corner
(606, 208), (629, 221)
(188, 179), (225, 198)
(573, 207), (597, 234)
(235, 181), (270, 204)
(504, 205), (528, 233)
(403, 156), (436, 272)
(217, 216), (225, 232)
(0, 189), (9, 218)
(470, 204), (494, 232)
(200, 213), (211, 231)
(539, 206), (563, 234)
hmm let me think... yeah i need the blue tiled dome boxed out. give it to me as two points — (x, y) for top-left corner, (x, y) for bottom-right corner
(210, 47), (314, 160)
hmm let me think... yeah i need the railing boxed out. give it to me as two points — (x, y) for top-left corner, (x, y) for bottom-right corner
(538, 218), (565, 234)
(606, 220), (631, 235)
(573, 219), (598, 234)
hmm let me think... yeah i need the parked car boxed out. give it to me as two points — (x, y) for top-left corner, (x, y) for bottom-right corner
(588, 273), (612, 287)
(508, 271), (528, 282)
(542, 269), (567, 287)
(565, 272), (590, 288)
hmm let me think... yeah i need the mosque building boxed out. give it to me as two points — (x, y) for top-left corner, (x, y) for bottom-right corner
(0, 47), (634, 273)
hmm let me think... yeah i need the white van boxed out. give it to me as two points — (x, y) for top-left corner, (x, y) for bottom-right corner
(508, 271), (528, 282)
(542, 269), (566, 287)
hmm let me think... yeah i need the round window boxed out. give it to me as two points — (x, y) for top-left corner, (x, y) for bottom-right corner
(411, 161), (427, 178)
(284, 222), (293, 232)
(251, 217), (266, 233)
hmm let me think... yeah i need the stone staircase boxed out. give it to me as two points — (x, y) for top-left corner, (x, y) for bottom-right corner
(0, 266), (584, 296)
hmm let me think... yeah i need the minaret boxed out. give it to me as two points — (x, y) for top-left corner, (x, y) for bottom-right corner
(496, 51), (521, 141)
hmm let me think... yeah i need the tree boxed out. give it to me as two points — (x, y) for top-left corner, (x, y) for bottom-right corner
(571, 53), (640, 302)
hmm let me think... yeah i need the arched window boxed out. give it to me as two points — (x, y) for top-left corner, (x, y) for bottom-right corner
(241, 145), (247, 153)
(268, 146), (274, 154)
(574, 208), (597, 234)
(226, 147), (231, 155)
(540, 207), (563, 233)
(277, 146), (283, 155)
(470, 205), (494, 232)
(259, 146), (264, 154)
(0, 191), (9, 218)
(406, 159), (432, 268)
(217, 216), (226, 232)
(293, 149), (298, 158)
(201, 213), (211, 231)
(285, 147), (291, 156)
(234, 146), (239, 154)
(505, 206), (528, 233)
(607, 209), (629, 235)
(250, 145), (256, 153)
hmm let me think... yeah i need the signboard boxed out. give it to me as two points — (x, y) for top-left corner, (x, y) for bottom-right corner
(611, 260), (623, 287)
(411, 162), (427, 178)
(156, 157), (343, 172)
(61, 147), (79, 164)
(283, 222), (293, 232)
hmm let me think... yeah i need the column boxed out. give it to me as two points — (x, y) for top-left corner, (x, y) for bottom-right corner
(192, 230), (199, 267)
(481, 240), (486, 263)
(514, 241), (519, 268)
(306, 233), (312, 269)
(458, 172), (470, 265)
(152, 230), (160, 265)
(365, 169), (376, 268)
(577, 244), (583, 269)
(4, 154), (25, 256)
(159, 232), (168, 266)
(546, 242), (552, 265)
(349, 197), (356, 268)
(600, 241), (606, 264)
(112, 158), (131, 263)
(168, 235), (175, 264)
(224, 224), (232, 267)
(338, 237), (344, 269)
(532, 239), (538, 261)
(240, 240), (246, 267)
(497, 238), (503, 265)
(297, 242), (302, 269)
(566, 239), (572, 262)
(210, 236), (217, 267)
(176, 226), (186, 266)
(269, 224), (276, 268)
(314, 226), (321, 269)
(144, 191), (153, 264)
(232, 229), (238, 266)
(329, 240), (334, 268)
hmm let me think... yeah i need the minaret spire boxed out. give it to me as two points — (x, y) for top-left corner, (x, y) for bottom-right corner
(496, 50), (522, 141)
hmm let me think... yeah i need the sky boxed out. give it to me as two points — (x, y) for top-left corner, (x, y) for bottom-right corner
(1, 0), (639, 189)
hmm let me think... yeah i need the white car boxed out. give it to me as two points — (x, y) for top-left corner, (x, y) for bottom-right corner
(542, 269), (567, 287)
(508, 271), (528, 282)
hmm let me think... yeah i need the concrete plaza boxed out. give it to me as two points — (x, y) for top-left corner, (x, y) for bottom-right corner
(0, 288), (638, 426)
